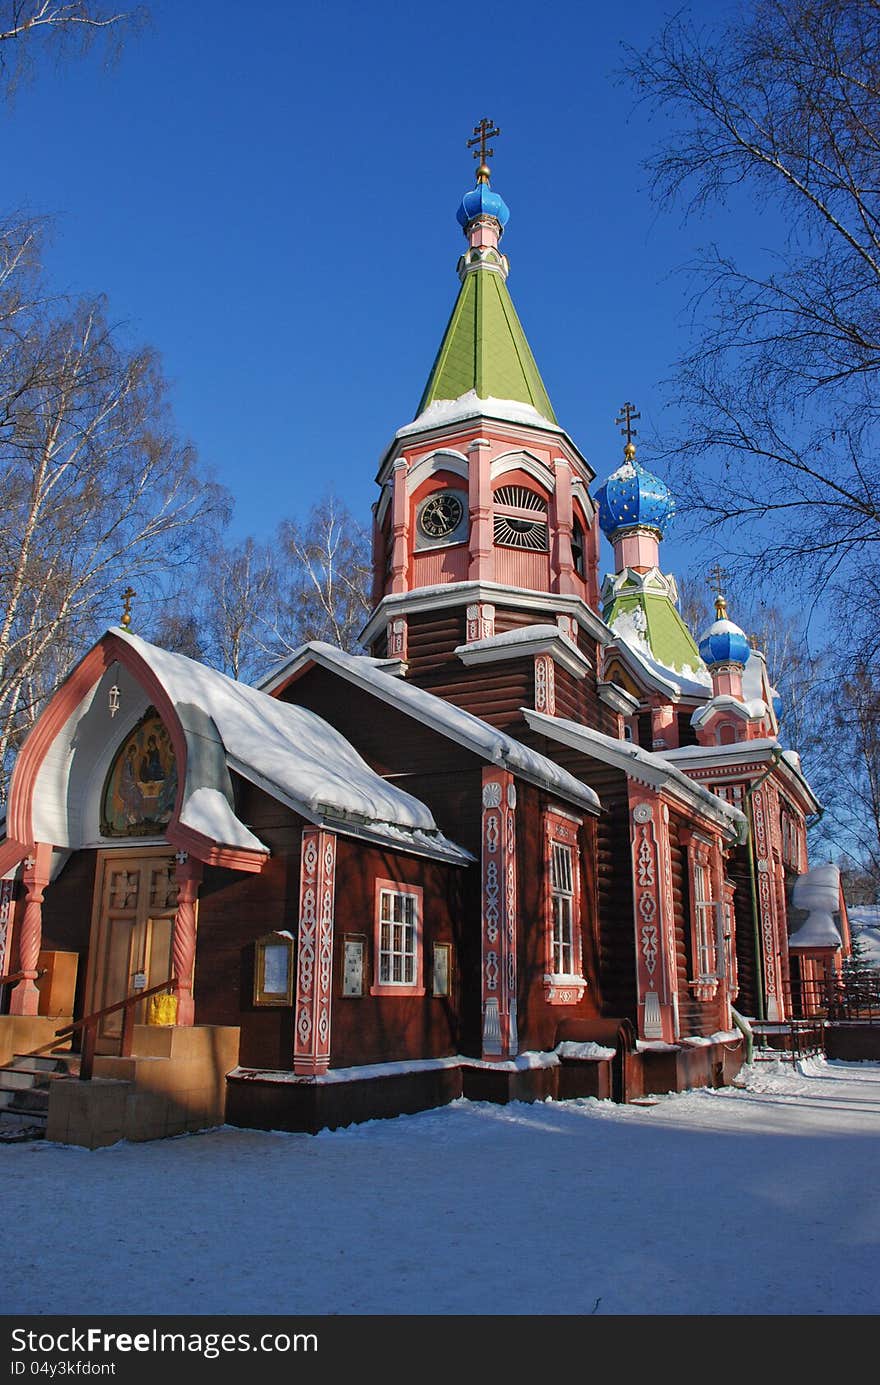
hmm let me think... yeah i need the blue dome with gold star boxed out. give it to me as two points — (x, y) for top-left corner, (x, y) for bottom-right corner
(457, 182), (510, 229)
(596, 445), (675, 540)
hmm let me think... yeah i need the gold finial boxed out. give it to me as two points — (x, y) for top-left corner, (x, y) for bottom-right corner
(707, 563), (729, 620)
(616, 401), (640, 457)
(468, 117), (500, 184)
(120, 586), (136, 630)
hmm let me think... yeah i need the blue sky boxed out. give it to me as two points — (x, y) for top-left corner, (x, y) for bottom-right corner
(3, 0), (764, 586)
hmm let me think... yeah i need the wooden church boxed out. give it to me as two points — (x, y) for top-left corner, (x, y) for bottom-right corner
(0, 126), (851, 1144)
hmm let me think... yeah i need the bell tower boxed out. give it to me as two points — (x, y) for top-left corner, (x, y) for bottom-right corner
(363, 123), (613, 732)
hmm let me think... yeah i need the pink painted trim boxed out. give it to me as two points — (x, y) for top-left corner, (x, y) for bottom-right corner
(7, 630), (267, 874)
(168, 821), (267, 874)
(294, 828), (337, 1075)
(0, 839), (28, 876)
(542, 810), (585, 1004)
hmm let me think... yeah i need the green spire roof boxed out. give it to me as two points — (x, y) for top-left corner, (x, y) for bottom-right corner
(605, 591), (703, 674)
(417, 266), (557, 422)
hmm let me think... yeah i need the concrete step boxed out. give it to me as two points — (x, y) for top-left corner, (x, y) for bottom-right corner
(7, 1051), (78, 1076)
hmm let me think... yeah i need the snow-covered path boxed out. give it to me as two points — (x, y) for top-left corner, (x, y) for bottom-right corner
(2, 1058), (878, 1316)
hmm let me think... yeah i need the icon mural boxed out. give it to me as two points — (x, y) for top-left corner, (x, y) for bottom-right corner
(101, 708), (178, 837)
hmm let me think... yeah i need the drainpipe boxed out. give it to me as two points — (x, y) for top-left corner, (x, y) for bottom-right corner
(730, 1006), (754, 1064)
(744, 747), (783, 1023)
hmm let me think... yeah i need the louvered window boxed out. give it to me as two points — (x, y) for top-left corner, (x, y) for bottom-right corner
(493, 485), (549, 551)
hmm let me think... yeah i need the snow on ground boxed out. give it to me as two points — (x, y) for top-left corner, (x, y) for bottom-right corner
(2, 1057), (879, 1316)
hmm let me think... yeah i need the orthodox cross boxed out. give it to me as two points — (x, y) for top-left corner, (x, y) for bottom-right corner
(468, 118), (500, 181)
(120, 586), (136, 630)
(616, 401), (640, 447)
(707, 563), (730, 619)
(707, 563), (729, 598)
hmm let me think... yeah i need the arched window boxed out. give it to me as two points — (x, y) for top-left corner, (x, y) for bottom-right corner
(571, 516), (586, 577)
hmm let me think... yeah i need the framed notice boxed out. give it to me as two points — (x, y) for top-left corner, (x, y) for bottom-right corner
(432, 942), (452, 998)
(343, 936), (365, 997)
(253, 933), (295, 1006)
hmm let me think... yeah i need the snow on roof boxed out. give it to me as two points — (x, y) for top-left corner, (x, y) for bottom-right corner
(260, 641), (600, 814)
(789, 864), (843, 950)
(394, 390), (560, 441)
(523, 708), (747, 839)
(114, 630), (471, 864)
(691, 695), (767, 728)
(611, 617), (711, 699)
(457, 623), (564, 651)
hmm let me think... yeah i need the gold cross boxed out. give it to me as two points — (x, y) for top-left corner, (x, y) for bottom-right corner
(120, 586), (136, 630)
(615, 401), (640, 447)
(467, 118), (500, 183)
(707, 563), (730, 619)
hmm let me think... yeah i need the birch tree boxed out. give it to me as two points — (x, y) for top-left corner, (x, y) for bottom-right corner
(0, 276), (227, 793)
(626, 0), (880, 598)
(274, 495), (372, 654)
(0, 2), (139, 94)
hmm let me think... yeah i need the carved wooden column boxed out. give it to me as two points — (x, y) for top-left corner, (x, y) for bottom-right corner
(390, 457), (410, 594)
(387, 615), (408, 660)
(534, 653), (556, 716)
(172, 852), (203, 1026)
(750, 784), (785, 1020)
(9, 841), (52, 1016)
(293, 828), (337, 1075)
(481, 767), (518, 1059)
(628, 791), (679, 1042)
(0, 876), (15, 983)
(466, 602), (495, 642)
(468, 439), (494, 582)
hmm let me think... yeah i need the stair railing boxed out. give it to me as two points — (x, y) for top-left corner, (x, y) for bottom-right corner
(55, 977), (178, 1081)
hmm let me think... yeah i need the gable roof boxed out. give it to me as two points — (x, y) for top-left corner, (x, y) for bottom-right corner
(5, 629), (472, 872)
(523, 709), (747, 841)
(258, 641), (600, 816)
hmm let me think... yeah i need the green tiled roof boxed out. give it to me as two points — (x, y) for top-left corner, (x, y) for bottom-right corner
(417, 266), (556, 422)
(605, 591), (702, 673)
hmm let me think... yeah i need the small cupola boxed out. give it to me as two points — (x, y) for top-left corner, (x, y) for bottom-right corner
(595, 404), (675, 574)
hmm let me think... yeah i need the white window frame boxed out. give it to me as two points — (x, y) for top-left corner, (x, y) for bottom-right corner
(370, 880), (425, 997)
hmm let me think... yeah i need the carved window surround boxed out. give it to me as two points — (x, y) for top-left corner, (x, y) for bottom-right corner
(543, 810), (586, 1004)
(680, 827), (720, 1001)
(370, 879), (425, 998)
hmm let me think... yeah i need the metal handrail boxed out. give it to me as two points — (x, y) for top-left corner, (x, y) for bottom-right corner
(55, 976), (177, 1081)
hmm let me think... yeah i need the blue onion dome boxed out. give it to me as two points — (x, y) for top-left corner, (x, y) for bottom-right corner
(457, 181), (510, 229)
(595, 443), (676, 540)
(772, 690), (783, 720)
(698, 597), (751, 668)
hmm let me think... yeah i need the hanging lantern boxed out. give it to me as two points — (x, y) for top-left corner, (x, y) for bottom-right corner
(108, 666), (121, 718)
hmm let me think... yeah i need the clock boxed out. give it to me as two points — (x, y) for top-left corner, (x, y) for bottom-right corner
(418, 492), (465, 539)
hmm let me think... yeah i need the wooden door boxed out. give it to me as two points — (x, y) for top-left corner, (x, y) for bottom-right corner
(89, 854), (178, 1050)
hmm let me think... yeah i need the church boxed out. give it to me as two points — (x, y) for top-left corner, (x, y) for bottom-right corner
(0, 125), (851, 1145)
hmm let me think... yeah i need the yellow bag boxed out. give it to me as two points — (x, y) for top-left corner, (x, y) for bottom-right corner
(147, 992), (178, 1026)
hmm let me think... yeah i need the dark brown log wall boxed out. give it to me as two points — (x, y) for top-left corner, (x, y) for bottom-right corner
(330, 838), (468, 1068)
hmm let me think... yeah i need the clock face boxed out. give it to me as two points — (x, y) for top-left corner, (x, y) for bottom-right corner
(419, 492), (465, 539)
